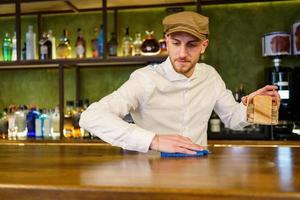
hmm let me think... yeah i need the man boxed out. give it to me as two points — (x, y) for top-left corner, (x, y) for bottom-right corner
(79, 11), (280, 154)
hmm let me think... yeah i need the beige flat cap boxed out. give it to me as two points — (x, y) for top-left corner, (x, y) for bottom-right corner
(163, 11), (209, 40)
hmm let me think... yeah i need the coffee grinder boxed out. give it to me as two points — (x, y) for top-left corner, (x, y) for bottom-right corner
(262, 32), (294, 139)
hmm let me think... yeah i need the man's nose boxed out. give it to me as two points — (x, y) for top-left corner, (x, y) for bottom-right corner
(179, 45), (188, 58)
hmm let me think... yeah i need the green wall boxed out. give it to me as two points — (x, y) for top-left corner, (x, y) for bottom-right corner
(0, 1), (300, 110)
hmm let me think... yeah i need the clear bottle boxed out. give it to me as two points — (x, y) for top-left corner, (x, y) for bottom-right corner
(75, 28), (86, 58)
(12, 32), (17, 61)
(35, 109), (43, 138)
(51, 106), (60, 139)
(26, 25), (37, 60)
(2, 33), (12, 61)
(91, 27), (99, 58)
(15, 105), (27, 138)
(56, 29), (72, 59)
(141, 30), (160, 56)
(47, 30), (56, 59)
(122, 27), (133, 56)
(64, 100), (74, 138)
(97, 25), (104, 58)
(36, 109), (51, 138)
(108, 32), (118, 57)
(8, 105), (17, 139)
(26, 107), (40, 138)
(132, 32), (142, 56)
(39, 32), (52, 60)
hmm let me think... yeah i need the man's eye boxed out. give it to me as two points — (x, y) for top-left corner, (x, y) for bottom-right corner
(188, 43), (197, 48)
(172, 42), (180, 46)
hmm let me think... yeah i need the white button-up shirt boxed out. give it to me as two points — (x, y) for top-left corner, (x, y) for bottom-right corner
(79, 58), (249, 152)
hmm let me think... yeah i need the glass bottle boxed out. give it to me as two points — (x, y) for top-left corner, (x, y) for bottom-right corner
(39, 32), (52, 60)
(75, 28), (86, 58)
(8, 105), (17, 139)
(15, 105), (28, 138)
(0, 108), (8, 139)
(141, 30), (160, 56)
(47, 30), (56, 59)
(98, 25), (104, 58)
(122, 27), (133, 56)
(159, 35), (168, 55)
(22, 42), (26, 60)
(2, 33), (12, 61)
(35, 109), (51, 138)
(91, 27), (99, 58)
(234, 83), (246, 102)
(56, 29), (72, 59)
(26, 107), (40, 138)
(132, 32), (142, 56)
(51, 106), (60, 139)
(108, 32), (118, 57)
(12, 32), (17, 61)
(26, 25), (37, 60)
(72, 100), (84, 138)
(209, 112), (221, 133)
(64, 100), (74, 138)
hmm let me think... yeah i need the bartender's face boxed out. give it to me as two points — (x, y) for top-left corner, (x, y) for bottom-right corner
(166, 32), (208, 77)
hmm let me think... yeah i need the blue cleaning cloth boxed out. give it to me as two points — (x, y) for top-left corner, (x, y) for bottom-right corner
(160, 149), (210, 157)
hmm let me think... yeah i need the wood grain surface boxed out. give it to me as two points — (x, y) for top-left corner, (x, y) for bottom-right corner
(0, 143), (300, 199)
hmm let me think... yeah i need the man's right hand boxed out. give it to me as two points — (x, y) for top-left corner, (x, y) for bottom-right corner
(149, 134), (204, 154)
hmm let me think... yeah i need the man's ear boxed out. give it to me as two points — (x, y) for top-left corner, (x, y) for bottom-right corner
(200, 39), (209, 54)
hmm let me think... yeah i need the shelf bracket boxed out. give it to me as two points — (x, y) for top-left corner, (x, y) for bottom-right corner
(64, 0), (79, 13)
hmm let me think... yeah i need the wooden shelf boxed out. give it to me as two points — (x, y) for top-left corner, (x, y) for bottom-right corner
(0, 55), (167, 70)
(0, 0), (287, 16)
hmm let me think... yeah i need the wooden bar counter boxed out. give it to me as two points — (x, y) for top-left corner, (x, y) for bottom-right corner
(1, 140), (300, 200)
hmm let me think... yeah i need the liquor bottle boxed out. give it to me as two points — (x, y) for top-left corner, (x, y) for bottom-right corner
(72, 100), (84, 138)
(234, 84), (246, 102)
(36, 109), (51, 138)
(26, 25), (37, 60)
(2, 33), (12, 61)
(56, 29), (72, 59)
(108, 32), (118, 57)
(141, 30), (160, 56)
(64, 100), (74, 138)
(22, 42), (26, 60)
(83, 98), (90, 110)
(122, 27), (133, 56)
(12, 32), (17, 61)
(98, 25), (104, 58)
(35, 109), (42, 138)
(209, 112), (221, 133)
(39, 32), (52, 60)
(159, 35), (168, 55)
(26, 107), (40, 138)
(132, 32), (142, 56)
(75, 28), (86, 58)
(47, 30), (56, 59)
(91, 27), (99, 58)
(8, 105), (17, 139)
(51, 107), (60, 138)
(0, 108), (8, 139)
(15, 105), (27, 138)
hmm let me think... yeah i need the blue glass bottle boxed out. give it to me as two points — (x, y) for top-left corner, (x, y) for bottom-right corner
(97, 24), (104, 58)
(26, 108), (40, 138)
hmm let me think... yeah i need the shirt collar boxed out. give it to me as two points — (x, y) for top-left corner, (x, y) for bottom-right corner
(163, 57), (199, 81)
